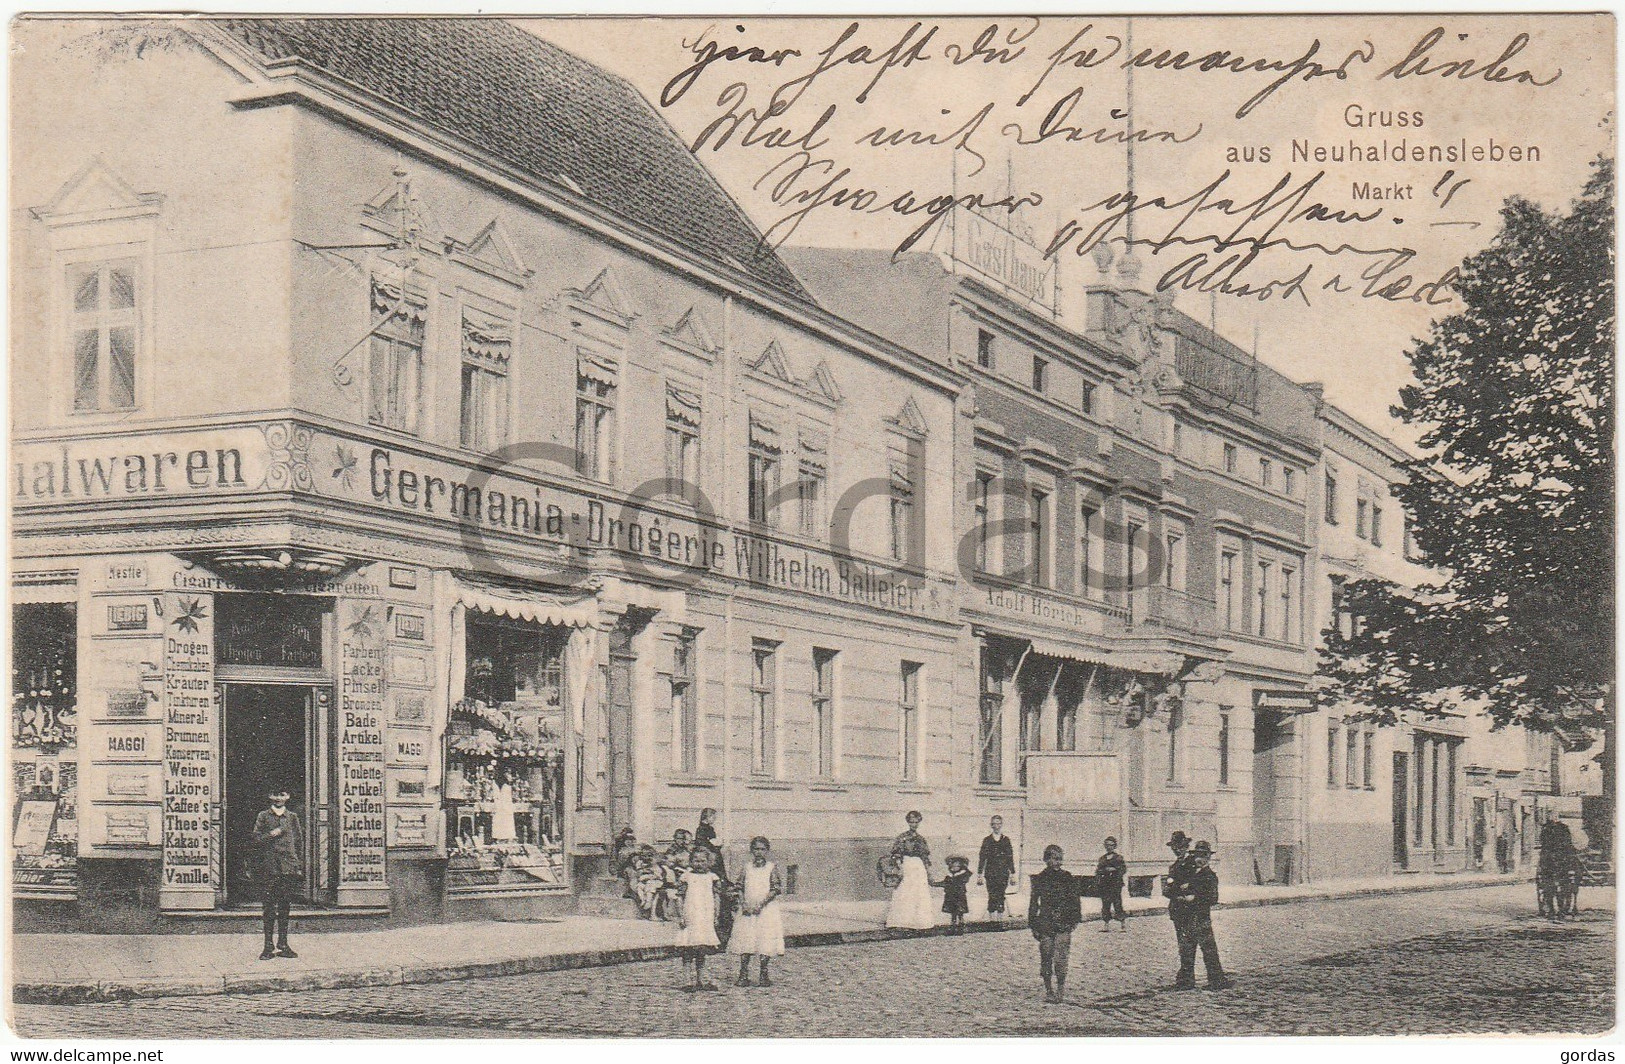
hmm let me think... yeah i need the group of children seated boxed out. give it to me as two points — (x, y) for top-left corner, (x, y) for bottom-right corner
(614, 825), (729, 922)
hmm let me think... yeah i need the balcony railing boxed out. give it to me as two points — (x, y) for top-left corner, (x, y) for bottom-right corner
(1124, 586), (1217, 634)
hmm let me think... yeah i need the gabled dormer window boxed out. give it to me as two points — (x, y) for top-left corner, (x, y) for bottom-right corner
(70, 260), (140, 412)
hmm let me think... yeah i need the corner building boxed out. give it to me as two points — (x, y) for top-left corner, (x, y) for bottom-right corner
(10, 18), (962, 927)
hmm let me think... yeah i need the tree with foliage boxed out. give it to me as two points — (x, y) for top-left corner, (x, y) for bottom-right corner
(1319, 157), (1614, 783)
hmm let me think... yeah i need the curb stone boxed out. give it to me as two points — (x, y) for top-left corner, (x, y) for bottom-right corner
(11, 875), (1527, 1005)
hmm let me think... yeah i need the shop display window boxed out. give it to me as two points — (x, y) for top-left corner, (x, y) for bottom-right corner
(12, 603), (78, 896)
(444, 616), (568, 892)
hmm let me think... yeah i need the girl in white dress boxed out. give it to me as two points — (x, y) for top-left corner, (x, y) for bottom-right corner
(675, 845), (721, 990)
(729, 836), (785, 986)
(885, 810), (937, 930)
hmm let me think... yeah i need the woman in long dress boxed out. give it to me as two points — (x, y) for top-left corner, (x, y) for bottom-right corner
(885, 810), (937, 929)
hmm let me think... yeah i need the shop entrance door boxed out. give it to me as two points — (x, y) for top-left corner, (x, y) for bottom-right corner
(1251, 710), (1282, 882)
(222, 684), (317, 906)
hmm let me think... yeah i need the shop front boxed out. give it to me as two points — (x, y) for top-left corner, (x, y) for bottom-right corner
(11, 596), (79, 903)
(967, 584), (1226, 890)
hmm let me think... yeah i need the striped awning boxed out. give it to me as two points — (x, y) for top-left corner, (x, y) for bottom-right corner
(454, 577), (599, 628)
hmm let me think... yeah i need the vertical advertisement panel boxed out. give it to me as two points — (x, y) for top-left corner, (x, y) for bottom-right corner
(337, 600), (389, 905)
(159, 591), (216, 909)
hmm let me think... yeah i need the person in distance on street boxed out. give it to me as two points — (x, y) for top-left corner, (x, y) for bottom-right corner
(977, 814), (1015, 919)
(1028, 844), (1085, 1004)
(1095, 835), (1129, 931)
(1169, 841), (1231, 991)
(252, 787), (304, 960)
(940, 855), (972, 934)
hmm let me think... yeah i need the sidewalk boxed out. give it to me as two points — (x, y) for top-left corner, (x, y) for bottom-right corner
(11, 870), (1522, 1004)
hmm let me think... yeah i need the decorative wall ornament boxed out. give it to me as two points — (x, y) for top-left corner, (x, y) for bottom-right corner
(258, 422), (315, 492)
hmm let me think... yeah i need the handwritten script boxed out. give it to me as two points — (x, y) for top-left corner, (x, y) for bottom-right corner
(653, 18), (1562, 307)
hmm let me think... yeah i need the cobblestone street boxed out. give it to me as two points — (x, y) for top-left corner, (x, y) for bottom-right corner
(10, 885), (1614, 1039)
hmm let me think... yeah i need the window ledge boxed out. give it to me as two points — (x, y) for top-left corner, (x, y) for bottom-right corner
(973, 785), (1025, 798)
(665, 777), (722, 789)
(746, 780), (793, 792)
(897, 786), (933, 796)
(808, 783), (847, 794)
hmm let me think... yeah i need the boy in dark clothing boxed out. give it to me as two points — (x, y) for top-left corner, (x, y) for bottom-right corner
(977, 815), (1015, 918)
(1095, 835), (1128, 931)
(1028, 844), (1085, 1003)
(1168, 840), (1231, 991)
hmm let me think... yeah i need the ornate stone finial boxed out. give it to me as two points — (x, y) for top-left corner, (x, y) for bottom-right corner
(1091, 241), (1115, 276)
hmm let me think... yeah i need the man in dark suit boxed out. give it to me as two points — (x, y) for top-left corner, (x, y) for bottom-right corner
(1169, 840), (1231, 990)
(253, 788), (304, 960)
(977, 814), (1015, 918)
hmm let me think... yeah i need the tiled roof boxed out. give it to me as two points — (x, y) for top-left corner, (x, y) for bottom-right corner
(213, 17), (811, 303)
(780, 248), (957, 364)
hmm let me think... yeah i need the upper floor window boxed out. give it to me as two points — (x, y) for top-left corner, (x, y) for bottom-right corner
(974, 471), (995, 573)
(1219, 549), (1239, 631)
(1280, 565), (1298, 643)
(1324, 472), (1340, 524)
(1255, 560), (1272, 637)
(889, 462), (916, 562)
(1330, 575), (1353, 640)
(797, 443), (827, 538)
(1283, 467), (1296, 496)
(1223, 443), (1238, 474)
(1029, 487), (1051, 588)
(1260, 458), (1273, 488)
(1079, 504), (1103, 600)
(1403, 513), (1423, 561)
(665, 383), (702, 486)
(1080, 380), (1096, 415)
(747, 415), (781, 526)
(370, 280), (426, 433)
(459, 312), (511, 451)
(1163, 523), (1187, 592)
(1356, 498), (1369, 539)
(1371, 504), (1384, 547)
(1031, 356), (1048, 393)
(1171, 419), (1183, 454)
(70, 260), (140, 412)
(976, 328), (995, 369)
(575, 357), (618, 481)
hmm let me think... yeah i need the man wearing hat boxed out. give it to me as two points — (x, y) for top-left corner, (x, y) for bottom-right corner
(1169, 840), (1231, 990)
(252, 788), (304, 960)
(1161, 830), (1192, 904)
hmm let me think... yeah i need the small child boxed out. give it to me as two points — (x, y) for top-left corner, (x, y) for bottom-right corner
(1029, 844), (1084, 1004)
(633, 846), (664, 919)
(675, 845), (722, 990)
(1096, 835), (1128, 931)
(658, 844), (692, 921)
(940, 855), (972, 934)
(730, 836), (785, 987)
